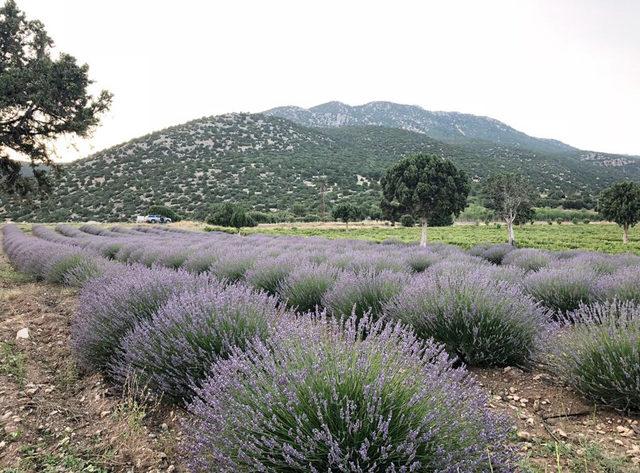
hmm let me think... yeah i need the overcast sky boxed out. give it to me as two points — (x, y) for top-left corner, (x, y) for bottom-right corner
(17, 0), (640, 159)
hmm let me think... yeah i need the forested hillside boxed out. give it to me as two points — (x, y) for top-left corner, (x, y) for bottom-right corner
(4, 105), (640, 222)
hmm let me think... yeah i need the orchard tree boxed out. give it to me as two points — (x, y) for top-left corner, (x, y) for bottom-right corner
(0, 0), (112, 193)
(331, 202), (363, 229)
(598, 181), (640, 244)
(381, 154), (469, 246)
(482, 173), (534, 245)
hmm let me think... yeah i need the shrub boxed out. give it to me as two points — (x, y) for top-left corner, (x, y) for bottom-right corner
(551, 301), (640, 412)
(71, 266), (210, 373)
(44, 253), (100, 285)
(597, 266), (640, 303)
(524, 268), (600, 314)
(114, 284), (284, 402)
(403, 250), (441, 273)
(502, 248), (552, 272)
(210, 256), (255, 283)
(244, 257), (295, 295)
(469, 243), (516, 265)
(384, 271), (548, 366)
(399, 214), (415, 227)
(322, 269), (408, 319)
(276, 263), (338, 313)
(184, 316), (515, 472)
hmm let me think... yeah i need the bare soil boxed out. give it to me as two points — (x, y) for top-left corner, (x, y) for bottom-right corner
(1, 242), (639, 472)
(0, 248), (182, 472)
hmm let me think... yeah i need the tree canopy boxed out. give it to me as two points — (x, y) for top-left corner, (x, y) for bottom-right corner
(0, 0), (112, 193)
(598, 181), (640, 243)
(331, 202), (363, 228)
(380, 154), (469, 245)
(482, 172), (534, 245)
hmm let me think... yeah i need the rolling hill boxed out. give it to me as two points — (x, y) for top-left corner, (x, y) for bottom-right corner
(4, 102), (640, 222)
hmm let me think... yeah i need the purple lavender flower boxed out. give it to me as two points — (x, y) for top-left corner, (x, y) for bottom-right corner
(550, 301), (640, 412)
(71, 265), (213, 373)
(277, 263), (339, 313)
(184, 315), (515, 472)
(384, 269), (549, 366)
(524, 267), (600, 315)
(113, 283), (286, 402)
(322, 269), (409, 320)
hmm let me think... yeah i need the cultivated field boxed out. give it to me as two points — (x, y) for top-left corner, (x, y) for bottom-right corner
(1, 223), (640, 472)
(235, 221), (640, 254)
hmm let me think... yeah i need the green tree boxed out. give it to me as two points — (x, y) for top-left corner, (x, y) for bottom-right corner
(331, 202), (363, 229)
(206, 203), (236, 226)
(399, 214), (415, 227)
(381, 154), (469, 246)
(482, 173), (534, 245)
(148, 204), (181, 222)
(291, 203), (307, 218)
(0, 0), (112, 193)
(598, 181), (640, 244)
(230, 208), (257, 229)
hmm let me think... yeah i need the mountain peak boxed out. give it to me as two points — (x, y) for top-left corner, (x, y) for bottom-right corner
(265, 100), (576, 154)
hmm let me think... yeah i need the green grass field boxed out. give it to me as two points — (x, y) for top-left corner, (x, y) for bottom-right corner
(233, 223), (640, 254)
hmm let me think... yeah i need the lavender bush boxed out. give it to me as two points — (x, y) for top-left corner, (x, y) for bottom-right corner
(210, 255), (256, 283)
(277, 263), (339, 313)
(384, 270), (548, 366)
(502, 248), (552, 272)
(322, 269), (409, 320)
(469, 243), (515, 265)
(114, 284), (283, 402)
(184, 315), (515, 472)
(524, 268), (600, 315)
(245, 257), (295, 295)
(597, 266), (640, 303)
(551, 301), (640, 412)
(71, 265), (210, 373)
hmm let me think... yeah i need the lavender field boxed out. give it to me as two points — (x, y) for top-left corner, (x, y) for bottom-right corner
(3, 223), (640, 471)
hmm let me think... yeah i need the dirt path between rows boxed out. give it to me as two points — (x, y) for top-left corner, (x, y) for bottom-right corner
(1, 237), (639, 471)
(0, 242), (181, 472)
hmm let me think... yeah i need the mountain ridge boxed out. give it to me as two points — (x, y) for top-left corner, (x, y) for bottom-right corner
(264, 100), (582, 155)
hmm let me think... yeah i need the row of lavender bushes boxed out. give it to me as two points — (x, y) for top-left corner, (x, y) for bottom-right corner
(3, 224), (640, 470)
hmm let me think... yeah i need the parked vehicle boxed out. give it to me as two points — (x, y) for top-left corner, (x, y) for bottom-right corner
(136, 215), (172, 224)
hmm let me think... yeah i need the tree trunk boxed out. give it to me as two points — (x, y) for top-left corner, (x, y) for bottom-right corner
(623, 224), (629, 244)
(420, 218), (428, 247)
(345, 221), (349, 230)
(507, 218), (516, 246)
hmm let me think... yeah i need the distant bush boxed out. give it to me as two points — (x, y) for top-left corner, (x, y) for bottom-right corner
(322, 269), (408, 320)
(184, 316), (515, 471)
(114, 284), (284, 402)
(384, 269), (548, 367)
(206, 203), (256, 227)
(399, 214), (415, 227)
(551, 301), (640, 412)
(524, 268), (600, 314)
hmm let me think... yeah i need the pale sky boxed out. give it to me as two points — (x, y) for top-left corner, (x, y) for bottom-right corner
(16, 0), (640, 159)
